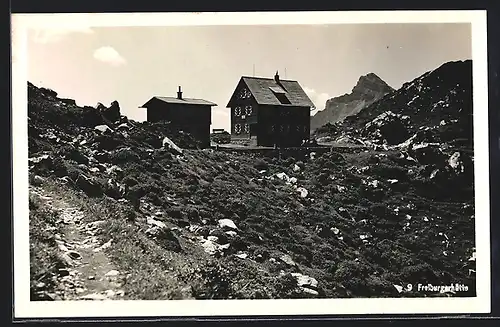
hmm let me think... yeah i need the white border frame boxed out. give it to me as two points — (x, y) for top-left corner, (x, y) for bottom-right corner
(11, 10), (490, 318)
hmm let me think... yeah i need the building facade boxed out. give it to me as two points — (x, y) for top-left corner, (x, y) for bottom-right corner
(226, 72), (314, 147)
(141, 87), (217, 148)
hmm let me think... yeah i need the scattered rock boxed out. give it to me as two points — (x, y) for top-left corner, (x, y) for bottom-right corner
(218, 218), (238, 230)
(335, 185), (347, 192)
(199, 236), (230, 256)
(106, 165), (124, 179)
(162, 136), (183, 155)
(279, 254), (296, 267)
(410, 143), (444, 164)
(66, 250), (82, 260)
(115, 290), (125, 297)
(296, 187), (308, 198)
(291, 272), (318, 290)
(235, 252), (248, 259)
(225, 230), (238, 237)
(276, 172), (290, 182)
(105, 270), (120, 277)
(448, 151), (465, 174)
(95, 125), (113, 134)
(32, 175), (45, 186)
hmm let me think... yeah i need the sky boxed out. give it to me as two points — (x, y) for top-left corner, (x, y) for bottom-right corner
(27, 23), (472, 131)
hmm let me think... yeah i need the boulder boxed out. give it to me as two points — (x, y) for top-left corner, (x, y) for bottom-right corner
(97, 101), (121, 123)
(362, 111), (410, 145)
(162, 136), (183, 155)
(279, 254), (297, 267)
(28, 154), (52, 169)
(75, 174), (103, 197)
(106, 165), (124, 179)
(66, 148), (89, 165)
(147, 216), (167, 229)
(95, 125), (113, 134)
(104, 178), (126, 199)
(199, 236), (230, 256)
(276, 172), (291, 183)
(291, 272), (319, 291)
(410, 143), (445, 165)
(448, 151), (465, 174)
(218, 218), (238, 230)
(296, 187), (308, 198)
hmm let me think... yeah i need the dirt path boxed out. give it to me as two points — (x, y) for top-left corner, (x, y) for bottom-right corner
(30, 185), (126, 301)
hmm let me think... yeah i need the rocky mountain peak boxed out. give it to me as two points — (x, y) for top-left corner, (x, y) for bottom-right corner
(351, 72), (394, 96)
(310, 73), (394, 130)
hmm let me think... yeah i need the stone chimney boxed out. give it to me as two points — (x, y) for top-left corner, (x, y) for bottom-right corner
(274, 71), (280, 83)
(177, 86), (182, 99)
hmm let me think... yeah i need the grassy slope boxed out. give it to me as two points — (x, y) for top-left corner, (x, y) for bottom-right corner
(29, 193), (66, 300)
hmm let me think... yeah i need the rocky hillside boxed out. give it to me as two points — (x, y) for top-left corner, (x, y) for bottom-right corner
(28, 72), (476, 301)
(310, 73), (394, 131)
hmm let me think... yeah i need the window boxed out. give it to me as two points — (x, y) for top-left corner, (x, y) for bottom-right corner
(235, 106), (242, 116)
(239, 88), (251, 99)
(269, 85), (291, 104)
(284, 125), (290, 134)
(296, 125), (301, 132)
(244, 124), (250, 134)
(245, 105), (253, 115)
(270, 125), (275, 132)
(275, 93), (291, 104)
(234, 123), (242, 134)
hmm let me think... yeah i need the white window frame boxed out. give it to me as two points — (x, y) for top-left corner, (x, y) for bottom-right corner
(245, 105), (253, 115)
(234, 123), (242, 134)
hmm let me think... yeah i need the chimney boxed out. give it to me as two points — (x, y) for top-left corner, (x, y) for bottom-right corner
(177, 86), (182, 99)
(274, 71), (280, 83)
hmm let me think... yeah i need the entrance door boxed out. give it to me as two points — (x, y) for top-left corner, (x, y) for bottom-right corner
(249, 123), (258, 137)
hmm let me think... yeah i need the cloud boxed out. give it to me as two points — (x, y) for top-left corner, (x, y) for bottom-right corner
(303, 87), (331, 111)
(93, 46), (127, 66)
(32, 26), (94, 44)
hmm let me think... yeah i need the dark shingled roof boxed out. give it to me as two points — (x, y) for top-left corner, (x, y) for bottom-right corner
(141, 96), (217, 108)
(227, 76), (315, 108)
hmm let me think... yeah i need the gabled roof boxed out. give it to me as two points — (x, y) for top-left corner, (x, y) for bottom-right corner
(226, 76), (315, 108)
(141, 96), (217, 108)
